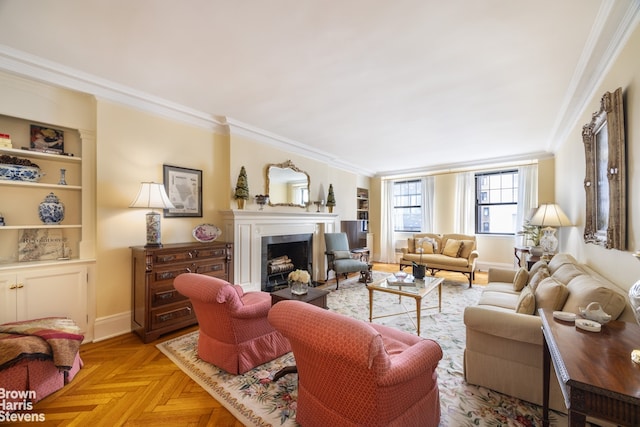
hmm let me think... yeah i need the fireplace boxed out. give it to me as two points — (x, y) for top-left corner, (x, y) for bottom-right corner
(222, 210), (339, 292)
(261, 233), (313, 292)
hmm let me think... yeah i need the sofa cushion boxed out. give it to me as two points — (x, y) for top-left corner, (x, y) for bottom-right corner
(528, 267), (550, 293)
(515, 286), (535, 314)
(563, 274), (627, 319)
(535, 277), (569, 311)
(459, 240), (475, 259)
(443, 239), (462, 257)
(551, 263), (585, 286)
(477, 290), (519, 310)
(513, 267), (529, 292)
(333, 250), (352, 259)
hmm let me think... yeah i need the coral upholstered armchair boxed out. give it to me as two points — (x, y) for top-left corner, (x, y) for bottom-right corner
(268, 300), (443, 427)
(174, 273), (290, 375)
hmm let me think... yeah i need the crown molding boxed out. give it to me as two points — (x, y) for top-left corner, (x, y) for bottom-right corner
(548, 0), (640, 152)
(0, 44), (226, 133)
(378, 151), (553, 179)
(225, 117), (376, 177)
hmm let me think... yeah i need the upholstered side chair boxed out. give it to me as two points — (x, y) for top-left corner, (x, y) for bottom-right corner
(268, 300), (443, 427)
(174, 273), (291, 375)
(324, 232), (369, 289)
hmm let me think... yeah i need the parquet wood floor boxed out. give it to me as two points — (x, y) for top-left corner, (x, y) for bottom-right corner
(12, 264), (486, 426)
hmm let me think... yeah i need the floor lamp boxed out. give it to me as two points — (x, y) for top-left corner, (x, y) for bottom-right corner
(129, 182), (175, 247)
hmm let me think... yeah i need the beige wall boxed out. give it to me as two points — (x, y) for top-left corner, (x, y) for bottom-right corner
(371, 157), (555, 269)
(555, 22), (640, 291)
(95, 101), (229, 320)
(228, 133), (362, 220)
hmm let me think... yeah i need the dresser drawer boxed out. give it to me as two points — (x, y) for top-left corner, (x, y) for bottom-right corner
(150, 302), (195, 330)
(150, 284), (189, 308)
(152, 260), (228, 284)
(152, 247), (228, 265)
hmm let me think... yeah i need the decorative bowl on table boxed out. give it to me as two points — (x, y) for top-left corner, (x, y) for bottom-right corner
(192, 224), (222, 242)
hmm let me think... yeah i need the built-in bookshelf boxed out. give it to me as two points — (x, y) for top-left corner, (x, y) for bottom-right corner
(356, 187), (369, 231)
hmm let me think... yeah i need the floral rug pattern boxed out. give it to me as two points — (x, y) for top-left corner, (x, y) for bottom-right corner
(157, 273), (570, 426)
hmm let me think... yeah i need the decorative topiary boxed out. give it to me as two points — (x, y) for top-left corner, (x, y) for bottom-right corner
(234, 166), (249, 209)
(326, 184), (336, 213)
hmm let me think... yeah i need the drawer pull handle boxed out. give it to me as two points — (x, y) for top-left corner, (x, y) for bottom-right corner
(156, 290), (174, 300)
(157, 307), (192, 323)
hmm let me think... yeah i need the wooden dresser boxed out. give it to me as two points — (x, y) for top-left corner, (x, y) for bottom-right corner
(131, 241), (233, 343)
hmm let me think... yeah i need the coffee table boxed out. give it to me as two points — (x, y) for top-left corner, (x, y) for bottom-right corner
(366, 275), (443, 335)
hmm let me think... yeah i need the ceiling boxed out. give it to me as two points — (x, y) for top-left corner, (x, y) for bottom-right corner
(0, 0), (638, 176)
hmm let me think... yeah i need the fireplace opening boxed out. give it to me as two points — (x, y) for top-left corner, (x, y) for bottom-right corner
(261, 233), (313, 292)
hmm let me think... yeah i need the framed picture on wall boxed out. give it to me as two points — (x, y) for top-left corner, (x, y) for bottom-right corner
(163, 164), (203, 217)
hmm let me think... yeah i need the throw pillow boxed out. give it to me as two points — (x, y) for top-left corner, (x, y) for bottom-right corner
(528, 267), (550, 293)
(458, 240), (475, 259)
(529, 260), (548, 276)
(442, 239), (462, 257)
(407, 238), (416, 254)
(535, 277), (570, 311)
(416, 238), (435, 254)
(515, 286), (535, 314)
(333, 250), (352, 259)
(513, 267), (529, 292)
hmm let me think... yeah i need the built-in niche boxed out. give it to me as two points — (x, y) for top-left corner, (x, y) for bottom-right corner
(582, 87), (626, 250)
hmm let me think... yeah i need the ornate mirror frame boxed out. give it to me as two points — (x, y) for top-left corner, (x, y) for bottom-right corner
(582, 87), (626, 250)
(265, 160), (310, 207)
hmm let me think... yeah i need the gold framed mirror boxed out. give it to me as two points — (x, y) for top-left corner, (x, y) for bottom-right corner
(266, 160), (310, 207)
(582, 87), (626, 250)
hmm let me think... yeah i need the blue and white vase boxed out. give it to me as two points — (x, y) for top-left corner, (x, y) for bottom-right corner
(38, 192), (65, 224)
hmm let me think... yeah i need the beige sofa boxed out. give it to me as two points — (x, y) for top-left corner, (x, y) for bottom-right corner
(400, 233), (478, 287)
(463, 253), (633, 412)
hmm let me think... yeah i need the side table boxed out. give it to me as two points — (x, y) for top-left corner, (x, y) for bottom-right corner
(540, 308), (640, 426)
(270, 286), (329, 309)
(271, 286), (330, 380)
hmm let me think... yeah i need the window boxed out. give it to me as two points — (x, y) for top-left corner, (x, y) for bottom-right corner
(393, 179), (422, 232)
(475, 170), (518, 234)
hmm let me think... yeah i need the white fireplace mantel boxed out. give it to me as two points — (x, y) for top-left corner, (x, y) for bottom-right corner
(221, 210), (339, 291)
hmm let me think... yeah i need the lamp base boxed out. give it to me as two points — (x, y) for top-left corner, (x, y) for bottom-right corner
(145, 211), (162, 247)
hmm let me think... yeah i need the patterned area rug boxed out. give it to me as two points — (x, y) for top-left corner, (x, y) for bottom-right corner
(157, 273), (569, 426)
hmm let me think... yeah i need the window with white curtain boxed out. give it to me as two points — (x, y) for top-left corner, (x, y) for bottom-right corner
(393, 179), (422, 232)
(475, 169), (519, 234)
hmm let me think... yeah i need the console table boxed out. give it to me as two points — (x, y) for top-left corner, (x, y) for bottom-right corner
(540, 308), (640, 426)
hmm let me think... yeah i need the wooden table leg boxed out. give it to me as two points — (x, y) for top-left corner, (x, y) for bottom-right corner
(438, 281), (442, 312)
(273, 366), (297, 381)
(368, 287), (373, 323)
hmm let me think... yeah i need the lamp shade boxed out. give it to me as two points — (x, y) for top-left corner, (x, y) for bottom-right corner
(129, 182), (175, 209)
(529, 203), (571, 227)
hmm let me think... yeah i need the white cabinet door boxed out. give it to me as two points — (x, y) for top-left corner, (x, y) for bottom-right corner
(0, 272), (17, 324)
(17, 265), (88, 333)
(0, 265), (88, 333)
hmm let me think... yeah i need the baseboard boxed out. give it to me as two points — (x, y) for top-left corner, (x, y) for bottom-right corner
(476, 261), (514, 272)
(92, 311), (131, 342)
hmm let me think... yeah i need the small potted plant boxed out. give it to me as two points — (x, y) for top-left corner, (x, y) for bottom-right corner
(234, 166), (249, 209)
(518, 219), (543, 255)
(326, 184), (336, 213)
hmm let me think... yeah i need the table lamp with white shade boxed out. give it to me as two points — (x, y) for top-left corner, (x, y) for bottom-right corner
(129, 182), (175, 247)
(529, 203), (572, 259)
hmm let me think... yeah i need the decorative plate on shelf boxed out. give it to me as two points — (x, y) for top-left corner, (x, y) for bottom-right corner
(192, 224), (221, 242)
